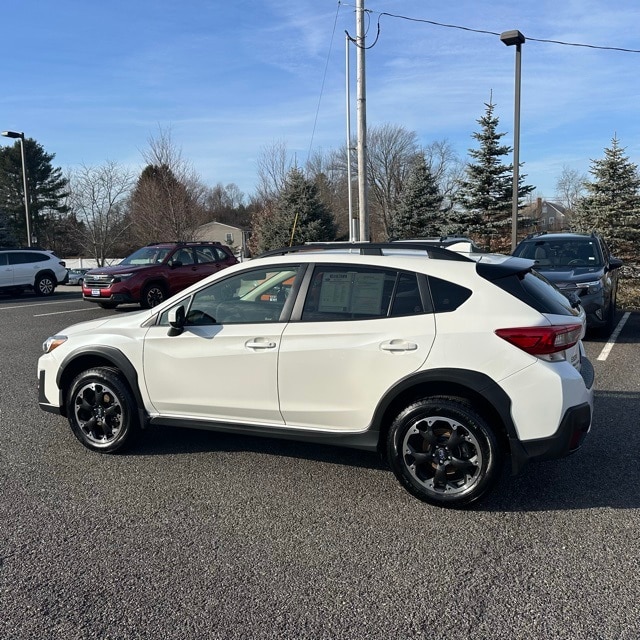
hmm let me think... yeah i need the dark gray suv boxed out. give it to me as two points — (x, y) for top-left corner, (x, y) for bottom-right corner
(513, 232), (623, 335)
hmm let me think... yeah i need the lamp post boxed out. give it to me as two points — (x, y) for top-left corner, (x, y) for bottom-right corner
(500, 30), (525, 252)
(1, 130), (32, 247)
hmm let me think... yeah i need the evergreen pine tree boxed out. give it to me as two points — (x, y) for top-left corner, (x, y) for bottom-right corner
(389, 155), (445, 239)
(0, 210), (18, 247)
(572, 135), (640, 256)
(255, 168), (336, 252)
(457, 99), (534, 247)
(0, 138), (69, 243)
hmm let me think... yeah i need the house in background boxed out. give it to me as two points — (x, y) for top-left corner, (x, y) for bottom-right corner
(195, 221), (251, 259)
(521, 198), (569, 232)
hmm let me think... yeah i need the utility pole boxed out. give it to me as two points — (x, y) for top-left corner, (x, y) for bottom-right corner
(356, 0), (369, 242)
(346, 32), (356, 241)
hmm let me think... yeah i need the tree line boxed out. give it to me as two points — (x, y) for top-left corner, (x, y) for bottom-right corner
(1, 103), (639, 265)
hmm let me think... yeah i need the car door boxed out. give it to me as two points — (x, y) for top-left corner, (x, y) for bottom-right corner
(277, 265), (436, 431)
(164, 247), (202, 295)
(0, 252), (13, 287)
(142, 264), (302, 424)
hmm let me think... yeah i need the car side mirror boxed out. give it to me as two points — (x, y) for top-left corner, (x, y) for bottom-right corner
(170, 259), (183, 268)
(609, 257), (623, 270)
(168, 305), (186, 336)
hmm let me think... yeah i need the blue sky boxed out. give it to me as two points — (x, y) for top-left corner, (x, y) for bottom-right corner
(2, 0), (639, 202)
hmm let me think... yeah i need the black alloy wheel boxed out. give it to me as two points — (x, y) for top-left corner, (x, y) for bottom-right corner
(66, 367), (139, 453)
(387, 396), (501, 508)
(141, 283), (167, 308)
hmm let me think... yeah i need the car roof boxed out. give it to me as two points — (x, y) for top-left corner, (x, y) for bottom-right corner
(519, 232), (598, 242)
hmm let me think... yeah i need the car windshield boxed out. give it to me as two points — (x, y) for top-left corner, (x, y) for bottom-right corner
(516, 239), (603, 269)
(120, 247), (171, 266)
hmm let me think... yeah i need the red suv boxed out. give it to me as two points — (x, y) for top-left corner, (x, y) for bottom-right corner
(82, 242), (238, 309)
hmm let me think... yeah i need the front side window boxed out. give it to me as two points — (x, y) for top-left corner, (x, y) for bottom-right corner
(160, 265), (301, 326)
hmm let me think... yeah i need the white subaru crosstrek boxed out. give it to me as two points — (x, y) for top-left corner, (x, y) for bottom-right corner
(38, 243), (594, 508)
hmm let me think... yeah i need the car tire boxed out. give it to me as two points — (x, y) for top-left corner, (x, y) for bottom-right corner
(386, 396), (502, 508)
(596, 294), (617, 338)
(66, 367), (139, 453)
(34, 273), (56, 296)
(141, 282), (167, 308)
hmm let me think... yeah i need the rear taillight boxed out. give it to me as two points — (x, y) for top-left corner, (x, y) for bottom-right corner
(495, 324), (583, 356)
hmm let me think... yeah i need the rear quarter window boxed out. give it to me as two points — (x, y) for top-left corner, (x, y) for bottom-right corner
(427, 276), (472, 313)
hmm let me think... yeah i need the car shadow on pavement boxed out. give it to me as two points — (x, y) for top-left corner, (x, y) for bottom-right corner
(131, 424), (386, 471)
(481, 388), (640, 512)
(129, 389), (639, 512)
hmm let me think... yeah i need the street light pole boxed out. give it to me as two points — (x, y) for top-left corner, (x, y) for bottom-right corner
(500, 30), (525, 252)
(2, 130), (32, 247)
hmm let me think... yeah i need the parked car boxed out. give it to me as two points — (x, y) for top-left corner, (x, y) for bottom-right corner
(38, 242), (594, 508)
(0, 247), (67, 296)
(66, 268), (89, 286)
(82, 242), (238, 309)
(512, 232), (623, 335)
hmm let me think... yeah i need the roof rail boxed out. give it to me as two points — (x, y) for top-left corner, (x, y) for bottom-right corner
(258, 242), (471, 261)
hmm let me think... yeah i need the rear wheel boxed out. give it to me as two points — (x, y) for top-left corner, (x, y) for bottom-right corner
(34, 273), (56, 296)
(386, 396), (502, 508)
(141, 282), (167, 308)
(66, 367), (138, 453)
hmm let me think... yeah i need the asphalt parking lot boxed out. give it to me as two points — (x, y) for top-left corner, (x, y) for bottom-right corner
(1, 287), (639, 640)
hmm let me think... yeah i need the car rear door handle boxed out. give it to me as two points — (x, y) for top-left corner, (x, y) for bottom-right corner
(245, 339), (277, 350)
(380, 340), (418, 352)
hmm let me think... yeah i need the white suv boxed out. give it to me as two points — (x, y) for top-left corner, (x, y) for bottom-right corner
(37, 243), (594, 508)
(0, 247), (68, 296)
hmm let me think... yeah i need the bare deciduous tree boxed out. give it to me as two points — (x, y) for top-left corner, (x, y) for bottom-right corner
(68, 161), (135, 265)
(255, 139), (292, 203)
(130, 127), (208, 243)
(365, 124), (420, 239)
(555, 165), (586, 213)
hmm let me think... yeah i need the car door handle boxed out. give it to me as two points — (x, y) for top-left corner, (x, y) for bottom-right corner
(380, 340), (418, 352)
(245, 339), (277, 350)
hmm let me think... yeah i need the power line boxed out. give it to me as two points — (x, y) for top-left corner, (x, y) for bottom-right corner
(343, 8), (640, 54)
(307, 2), (343, 163)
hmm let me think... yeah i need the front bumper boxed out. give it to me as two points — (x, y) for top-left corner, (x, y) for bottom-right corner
(82, 289), (136, 304)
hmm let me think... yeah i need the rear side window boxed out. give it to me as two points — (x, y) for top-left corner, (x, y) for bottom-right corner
(196, 246), (229, 263)
(494, 270), (579, 316)
(9, 251), (48, 265)
(427, 276), (472, 313)
(300, 266), (428, 321)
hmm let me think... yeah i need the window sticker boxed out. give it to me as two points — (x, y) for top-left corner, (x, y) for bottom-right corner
(318, 271), (385, 315)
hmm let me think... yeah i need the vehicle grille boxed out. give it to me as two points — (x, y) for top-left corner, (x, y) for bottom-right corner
(83, 274), (115, 289)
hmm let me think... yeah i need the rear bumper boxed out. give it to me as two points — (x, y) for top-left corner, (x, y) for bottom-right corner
(513, 401), (591, 465)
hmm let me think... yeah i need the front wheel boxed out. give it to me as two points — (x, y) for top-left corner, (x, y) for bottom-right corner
(34, 273), (56, 296)
(386, 396), (502, 508)
(66, 367), (139, 453)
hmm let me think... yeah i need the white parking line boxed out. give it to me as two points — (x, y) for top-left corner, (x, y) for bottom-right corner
(33, 308), (100, 317)
(596, 311), (631, 361)
(0, 299), (84, 311)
